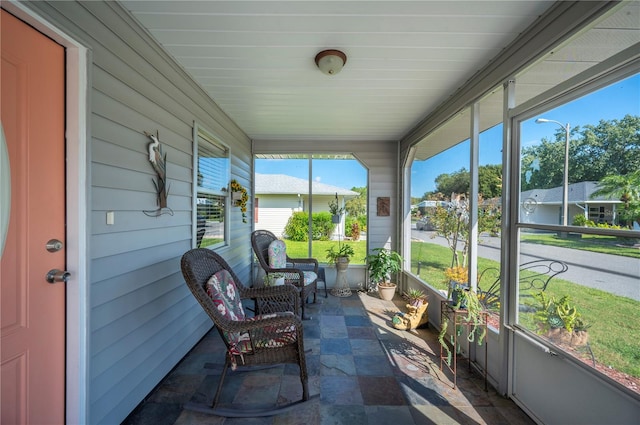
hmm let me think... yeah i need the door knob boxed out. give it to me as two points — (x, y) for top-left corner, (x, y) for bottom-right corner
(46, 269), (70, 284)
(46, 239), (64, 252)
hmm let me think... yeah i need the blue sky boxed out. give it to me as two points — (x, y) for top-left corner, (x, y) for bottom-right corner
(256, 74), (639, 197)
(255, 157), (368, 190)
(412, 73), (639, 197)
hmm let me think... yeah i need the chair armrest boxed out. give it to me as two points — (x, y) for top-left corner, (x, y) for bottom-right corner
(287, 257), (319, 273)
(243, 282), (298, 300)
(242, 283), (300, 314)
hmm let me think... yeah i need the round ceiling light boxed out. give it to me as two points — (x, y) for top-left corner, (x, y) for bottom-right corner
(315, 49), (347, 75)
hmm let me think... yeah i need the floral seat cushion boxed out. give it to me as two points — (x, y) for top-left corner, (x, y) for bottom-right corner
(206, 270), (298, 366)
(206, 270), (249, 356)
(233, 313), (298, 355)
(268, 239), (317, 286)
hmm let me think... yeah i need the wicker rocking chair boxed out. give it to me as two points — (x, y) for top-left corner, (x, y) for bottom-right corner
(251, 229), (318, 320)
(180, 248), (310, 417)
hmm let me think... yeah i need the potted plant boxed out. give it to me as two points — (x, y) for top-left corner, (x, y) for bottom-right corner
(438, 286), (487, 366)
(403, 288), (428, 308)
(365, 248), (403, 300)
(328, 197), (344, 224)
(532, 292), (590, 348)
(326, 244), (355, 271)
(444, 265), (469, 305)
(263, 272), (285, 287)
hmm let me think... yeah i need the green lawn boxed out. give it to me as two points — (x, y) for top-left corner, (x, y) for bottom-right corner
(284, 240), (367, 265)
(521, 233), (640, 259)
(410, 240), (640, 379)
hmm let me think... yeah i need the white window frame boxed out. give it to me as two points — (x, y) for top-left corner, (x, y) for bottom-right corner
(193, 122), (230, 249)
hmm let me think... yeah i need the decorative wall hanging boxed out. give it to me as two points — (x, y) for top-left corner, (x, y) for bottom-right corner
(377, 197), (390, 216)
(143, 131), (173, 216)
(229, 179), (248, 223)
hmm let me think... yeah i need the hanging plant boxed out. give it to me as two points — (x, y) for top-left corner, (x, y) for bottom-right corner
(229, 179), (249, 223)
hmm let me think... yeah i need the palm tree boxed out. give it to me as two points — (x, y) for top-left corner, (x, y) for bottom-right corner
(591, 170), (640, 227)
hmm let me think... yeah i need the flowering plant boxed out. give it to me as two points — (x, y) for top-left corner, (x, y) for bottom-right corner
(444, 265), (468, 283)
(230, 179), (249, 223)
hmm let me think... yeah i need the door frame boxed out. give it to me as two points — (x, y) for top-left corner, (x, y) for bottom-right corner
(2, 2), (89, 423)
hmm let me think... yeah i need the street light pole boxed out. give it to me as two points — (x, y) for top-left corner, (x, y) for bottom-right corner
(535, 118), (570, 227)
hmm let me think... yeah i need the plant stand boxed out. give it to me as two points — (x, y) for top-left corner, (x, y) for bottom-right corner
(330, 258), (352, 297)
(439, 300), (488, 390)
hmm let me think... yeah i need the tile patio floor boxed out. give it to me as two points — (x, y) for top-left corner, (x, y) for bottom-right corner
(122, 291), (535, 425)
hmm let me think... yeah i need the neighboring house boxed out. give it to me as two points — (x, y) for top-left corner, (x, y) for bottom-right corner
(254, 173), (359, 237)
(520, 181), (621, 226)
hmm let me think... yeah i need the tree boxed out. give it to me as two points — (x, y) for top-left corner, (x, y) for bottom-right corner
(478, 164), (502, 199)
(590, 170), (640, 227)
(429, 194), (501, 268)
(434, 168), (469, 197)
(345, 186), (367, 217)
(521, 115), (640, 191)
(428, 165), (502, 200)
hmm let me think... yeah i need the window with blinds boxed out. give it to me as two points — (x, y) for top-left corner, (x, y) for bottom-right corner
(195, 129), (229, 248)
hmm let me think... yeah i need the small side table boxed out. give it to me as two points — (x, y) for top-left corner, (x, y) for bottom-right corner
(439, 300), (488, 390)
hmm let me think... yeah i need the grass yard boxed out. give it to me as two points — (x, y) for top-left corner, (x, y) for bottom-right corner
(410, 240), (640, 379)
(284, 240), (368, 265)
(521, 233), (640, 259)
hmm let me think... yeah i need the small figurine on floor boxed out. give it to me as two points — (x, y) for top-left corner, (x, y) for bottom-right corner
(392, 302), (429, 330)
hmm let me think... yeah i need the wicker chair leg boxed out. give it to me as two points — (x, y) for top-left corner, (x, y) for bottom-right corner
(301, 298), (310, 320)
(212, 360), (230, 408)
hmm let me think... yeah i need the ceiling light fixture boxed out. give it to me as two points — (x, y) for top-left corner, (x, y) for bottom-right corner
(315, 49), (347, 75)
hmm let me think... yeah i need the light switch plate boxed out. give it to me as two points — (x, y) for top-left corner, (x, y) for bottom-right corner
(106, 211), (115, 225)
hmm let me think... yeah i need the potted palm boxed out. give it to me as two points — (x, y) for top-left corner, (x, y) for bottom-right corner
(365, 248), (403, 300)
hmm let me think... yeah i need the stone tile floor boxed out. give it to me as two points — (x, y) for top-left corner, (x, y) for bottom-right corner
(122, 291), (535, 425)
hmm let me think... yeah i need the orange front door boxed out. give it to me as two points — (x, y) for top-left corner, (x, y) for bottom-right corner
(1, 10), (67, 424)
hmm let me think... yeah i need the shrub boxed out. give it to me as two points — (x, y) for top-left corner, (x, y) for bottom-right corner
(572, 215), (594, 227)
(284, 211), (334, 241)
(284, 211), (310, 241)
(350, 222), (361, 240)
(313, 212), (333, 241)
(346, 215), (367, 237)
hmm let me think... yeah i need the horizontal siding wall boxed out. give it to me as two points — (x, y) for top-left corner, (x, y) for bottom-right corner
(23, 1), (252, 424)
(253, 140), (399, 253)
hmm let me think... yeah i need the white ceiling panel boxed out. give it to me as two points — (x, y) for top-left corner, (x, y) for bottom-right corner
(120, 1), (637, 144)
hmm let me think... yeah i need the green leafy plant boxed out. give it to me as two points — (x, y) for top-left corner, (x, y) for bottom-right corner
(403, 288), (427, 307)
(263, 272), (285, 287)
(365, 248), (403, 289)
(328, 198), (344, 216)
(532, 292), (590, 334)
(284, 211), (334, 241)
(439, 287), (487, 366)
(325, 244), (355, 263)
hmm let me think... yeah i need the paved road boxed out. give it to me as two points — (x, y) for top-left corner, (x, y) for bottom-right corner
(411, 228), (640, 301)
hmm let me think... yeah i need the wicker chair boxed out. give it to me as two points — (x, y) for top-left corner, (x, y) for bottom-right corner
(251, 229), (318, 320)
(180, 248), (309, 417)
